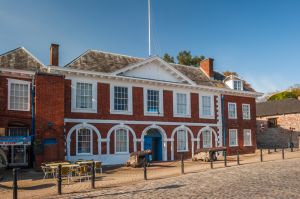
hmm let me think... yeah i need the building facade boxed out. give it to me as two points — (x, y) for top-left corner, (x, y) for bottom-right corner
(0, 44), (262, 167)
(256, 98), (300, 148)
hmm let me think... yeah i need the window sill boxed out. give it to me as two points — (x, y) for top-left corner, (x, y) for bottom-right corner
(200, 115), (215, 119)
(229, 145), (238, 147)
(144, 112), (164, 117)
(71, 108), (97, 113)
(76, 153), (93, 156)
(174, 114), (191, 118)
(177, 150), (189, 153)
(8, 108), (30, 112)
(110, 110), (133, 115)
(243, 145), (252, 147)
(243, 118), (251, 120)
(115, 152), (129, 155)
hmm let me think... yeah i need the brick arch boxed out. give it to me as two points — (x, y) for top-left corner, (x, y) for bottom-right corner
(171, 125), (195, 160)
(197, 126), (218, 149)
(106, 124), (137, 154)
(66, 123), (101, 159)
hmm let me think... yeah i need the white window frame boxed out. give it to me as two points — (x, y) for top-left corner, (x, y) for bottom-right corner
(71, 79), (97, 113)
(110, 84), (132, 115)
(228, 102), (237, 119)
(177, 129), (189, 152)
(8, 78), (31, 111)
(242, 104), (251, 120)
(114, 128), (129, 154)
(233, 80), (243, 90)
(202, 130), (212, 148)
(243, 129), (252, 146)
(199, 94), (215, 119)
(144, 87), (164, 116)
(173, 91), (191, 118)
(76, 128), (93, 155)
(229, 129), (238, 147)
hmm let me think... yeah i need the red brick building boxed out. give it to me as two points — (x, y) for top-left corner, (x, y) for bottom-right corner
(0, 44), (262, 167)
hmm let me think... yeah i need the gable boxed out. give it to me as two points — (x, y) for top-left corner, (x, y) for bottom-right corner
(0, 47), (45, 71)
(121, 60), (181, 83)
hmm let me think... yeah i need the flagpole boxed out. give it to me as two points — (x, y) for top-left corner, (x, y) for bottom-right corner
(148, 0), (151, 56)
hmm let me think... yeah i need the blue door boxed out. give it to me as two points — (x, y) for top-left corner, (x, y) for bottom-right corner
(144, 129), (162, 161)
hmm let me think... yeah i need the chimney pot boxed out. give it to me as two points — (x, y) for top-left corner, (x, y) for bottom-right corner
(200, 58), (214, 79)
(50, 43), (59, 66)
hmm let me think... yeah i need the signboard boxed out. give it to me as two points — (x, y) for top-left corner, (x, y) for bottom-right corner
(0, 136), (31, 146)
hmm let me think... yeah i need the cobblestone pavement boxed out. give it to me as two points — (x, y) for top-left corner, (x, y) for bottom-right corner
(51, 158), (300, 199)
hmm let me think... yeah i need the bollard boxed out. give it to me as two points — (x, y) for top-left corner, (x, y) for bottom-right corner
(57, 164), (62, 195)
(13, 168), (18, 199)
(210, 152), (213, 169)
(260, 148), (263, 162)
(274, 147), (277, 152)
(237, 150), (240, 165)
(291, 143), (294, 152)
(282, 147), (285, 159)
(143, 158), (147, 180)
(224, 151), (227, 167)
(181, 154), (184, 174)
(91, 161), (95, 189)
(268, 149), (270, 154)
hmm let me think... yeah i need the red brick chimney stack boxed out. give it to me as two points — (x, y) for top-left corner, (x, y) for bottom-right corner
(50, 43), (59, 66)
(200, 58), (214, 79)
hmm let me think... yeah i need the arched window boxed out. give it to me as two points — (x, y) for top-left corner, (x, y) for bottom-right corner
(115, 128), (129, 153)
(77, 128), (92, 155)
(177, 129), (188, 152)
(202, 130), (212, 148)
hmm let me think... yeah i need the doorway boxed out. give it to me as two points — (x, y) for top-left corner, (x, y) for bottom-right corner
(144, 129), (162, 161)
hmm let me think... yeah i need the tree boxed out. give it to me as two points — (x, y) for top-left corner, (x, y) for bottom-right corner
(223, 71), (238, 77)
(191, 55), (205, 67)
(268, 91), (297, 101)
(162, 53), (175, 63)
(177, 50), (193, 66)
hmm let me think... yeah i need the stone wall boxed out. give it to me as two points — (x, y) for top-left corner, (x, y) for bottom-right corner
(257, 113), (300, 148)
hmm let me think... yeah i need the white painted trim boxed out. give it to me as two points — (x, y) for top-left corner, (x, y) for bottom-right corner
(112, 56), (196, 86)
(143, 87), (164, 116)
(171, 125), (194, 160)
(229, 129), (238, 147)
(65, 118), (221, 127)
(242, 103), (251, 120)
(106, 124), (137, 154)
(197, 126), (218, 149)
(114, 129), (129, 154)
(141, 124), (168, 161)
(7, 78), (31, 111)
(199, 94), (215, 119)
(243, 129), (252, 146)
(109, 83), (133, 115)
(66, 123), (101, 159)
(173, 91), (191, 118)
(228, 102), (237, 119)
(71, 79), (97, 113)
(49, 66), (263, 98)
(76, 128), (93, 155)
(0, 67), (35, 75)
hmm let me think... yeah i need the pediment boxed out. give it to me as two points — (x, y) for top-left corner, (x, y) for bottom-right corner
(114, 57), (195, 85)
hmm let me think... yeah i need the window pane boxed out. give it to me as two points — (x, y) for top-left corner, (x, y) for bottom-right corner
(114, 86), (128, 111)
(78, 129), (91, 154)
(76, 82), (93, 109)
(177, 130), (187, 151)
(243, 130), (252, 146)
(115, 129), (128, 153)
(202, 130), (212, 148)
(228, 103), (236, 118)
(242, 104), (250, 119)
(8, 127), (29, 136)
(147, 89), (160, 113)
(229, 130), (238, 146)
(9, 82), (29, 111)
(176, 93), (187, 115)
(202, 96), (212, 117)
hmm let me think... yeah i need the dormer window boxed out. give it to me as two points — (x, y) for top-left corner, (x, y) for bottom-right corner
(233, 80), (242, 90)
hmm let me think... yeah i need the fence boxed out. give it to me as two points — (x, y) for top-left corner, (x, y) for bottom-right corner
(1, 146), (299, 199)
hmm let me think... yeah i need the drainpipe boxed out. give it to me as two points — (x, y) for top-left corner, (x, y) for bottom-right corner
(221, 94), (226, 147)
(31, 75), (35, 167)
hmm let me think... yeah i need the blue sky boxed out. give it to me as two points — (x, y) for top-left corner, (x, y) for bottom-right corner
(1, 0), (300, 93)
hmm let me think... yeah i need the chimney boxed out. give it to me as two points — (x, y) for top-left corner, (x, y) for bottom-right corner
(200, 58), (214, 79)
(50, 43), (59, 66)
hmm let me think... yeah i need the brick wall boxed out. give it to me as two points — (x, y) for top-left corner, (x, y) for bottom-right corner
(35, 73), (65, 167)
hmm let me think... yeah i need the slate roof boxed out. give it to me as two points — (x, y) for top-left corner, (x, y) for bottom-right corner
(65, 49), (254, 90)
(0, 47), (45, 71)
(256, 98), (300, 117)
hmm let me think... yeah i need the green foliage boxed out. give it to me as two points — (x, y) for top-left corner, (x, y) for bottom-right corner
(162, 50), (205, 67)
(162, 53), (175, 63)
(268, 91), (298, 101)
